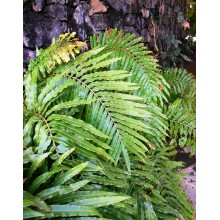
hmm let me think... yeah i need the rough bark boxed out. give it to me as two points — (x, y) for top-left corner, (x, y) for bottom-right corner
(23, 0), (188, 70)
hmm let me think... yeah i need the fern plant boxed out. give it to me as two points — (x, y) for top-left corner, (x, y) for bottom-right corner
(162, 68), (196, 156)
(23, 147), (131, 219)
(90, 29), (170, 150)
(24, 30), (196, 219)
(89, 30), (196, 156)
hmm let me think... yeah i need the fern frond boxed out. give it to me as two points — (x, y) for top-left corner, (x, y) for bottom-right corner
(23, 72), (114, 162)
(162, 68), (196, 155)
(25, 32), (85, 81)
(75, 146), (194, 220)
(165, 99), (196, 155)
(89, 29), (170, 150)
(50, 46), (158, 172)
(90, 29), (170, 104)
(162, 68), (196, 111)
(23, 150), (132, 219)
(131, 147), (194, 220)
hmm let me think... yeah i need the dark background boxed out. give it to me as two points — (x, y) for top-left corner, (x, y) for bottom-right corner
(24, 0), (194, 71)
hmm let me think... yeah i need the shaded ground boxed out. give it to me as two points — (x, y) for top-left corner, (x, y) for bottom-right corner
(180, 164), (196, 209)
(176, 147), (196, 209)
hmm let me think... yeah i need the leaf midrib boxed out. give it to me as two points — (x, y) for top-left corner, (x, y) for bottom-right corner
(65, 74), (126, 162)
(169, 118), (196, 132)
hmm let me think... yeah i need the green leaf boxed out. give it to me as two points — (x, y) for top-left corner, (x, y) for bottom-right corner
(122, 146), (131, 173)
(27, 152), (51, 178)
(38, 74), (64, 103)
(49, 121), (111, 150)
(37, 180), (90, 201)
(23, 148), (37, 164)
(41, 79), (77, 113)
(51, 129), (114, 162)
(23, 191), (51, 212)
(53, 162), (89, 186)
(23, 207), (44, 219)
(23, 32), (195, 220)
(69, 196), (131, 207)
(28, 168), (62, 193)
(48, 191), (118, 205)
(24, 68), (38, 111)
(99, 206), (133, 220)
(23, 199), (35, 207)
(151, 189), (167, 203)
(46, 205), (101, 218)
(144, 200), (158, 220)
(23, 116), (38, 147)
(69, 218), (111, 220)
(90, 176), (128, 188)
(46, 99), (96, 117)
(51, 147), (75, 169)
(48, 114), (110, 139)
(36, 186), (62, 201)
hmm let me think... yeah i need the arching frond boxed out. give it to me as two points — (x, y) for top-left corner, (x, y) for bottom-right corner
(23, 71), (114, 162)
(52, 46), (158, 172)
(90, 29), (170, 104)
(165, 99), (196, 155)
(89, 29), (170, 150)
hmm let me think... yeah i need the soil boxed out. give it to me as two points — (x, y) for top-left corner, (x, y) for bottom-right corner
(176, 146), (196, 210)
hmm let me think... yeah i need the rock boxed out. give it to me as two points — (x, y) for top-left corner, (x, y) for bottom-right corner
(76, 27), (88, 41)
(138, 0), (159, 8)
(159, 0), (165, 15)
(183, 146), (193, 154)
(84, 14), (97, 33)
(68, 2), (97, 40)
(24, 0), (32, 12)
(102, 0), (133, 13)
(24, 12), (67, 49)
(182, 20), (190, 31)
(123, 26), (139, 38)
(90, 14), (109, 31)
(89, 0), (108, 16)
(73, 2), (90, 25)
(136, 16), (148, 31)
(44, 4), (68, 21)
(23, 0), (188, 69)
(179, 164), (196, 209)
(47, 0), (66, 4)
(108, 11), (124, 30)
(141, 29), (151, 43)
(125, 14), (136, 26)
(49, 0), (82, 6)
(72, 0), (80, 6)
(152, 0), (159, 8)
(23, 0), (31, 5)
(121, 0), (133, 13)
(141, 7), (150, 19)
(102, 0), (121, 11)
(31, 0), (46, 12)
(23, 48), (36, 70)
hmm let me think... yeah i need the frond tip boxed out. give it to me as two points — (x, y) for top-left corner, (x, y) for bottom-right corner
(26, 32), (86, 80)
